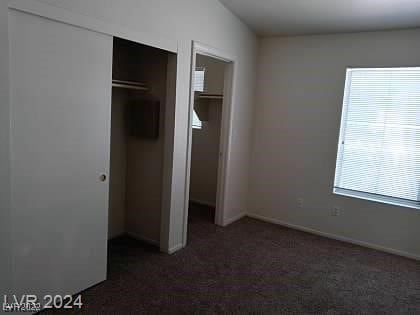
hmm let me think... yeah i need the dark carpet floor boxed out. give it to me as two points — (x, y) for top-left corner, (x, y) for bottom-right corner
(47, 203), (420, 314)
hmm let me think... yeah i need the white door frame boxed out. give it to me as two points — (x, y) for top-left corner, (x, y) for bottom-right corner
(183, 41), (236, 246)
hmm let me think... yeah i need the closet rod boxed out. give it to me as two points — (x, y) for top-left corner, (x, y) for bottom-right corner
(199, 93), (224, 100)
(112, 79), (148, 91)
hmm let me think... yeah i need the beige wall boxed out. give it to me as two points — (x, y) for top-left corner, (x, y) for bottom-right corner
(250, 29), (420, 258)
(190, 103), (223, 206)
(190, 55), (226, 206)
(125, 47), (170, 244)
(196, 54), (226, 94)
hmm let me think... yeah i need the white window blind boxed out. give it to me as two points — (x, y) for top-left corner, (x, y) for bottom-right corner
(194, 68), (205, 92)
(192, 109), (202, 129)
(334, 67), (420, 209)
(192, 67), (205, 129)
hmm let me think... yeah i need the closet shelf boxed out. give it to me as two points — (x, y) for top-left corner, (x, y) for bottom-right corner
(199, 93), (223, 100)
(112, 79), (148, 91)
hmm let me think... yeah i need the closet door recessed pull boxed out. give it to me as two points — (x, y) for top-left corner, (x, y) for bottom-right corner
(99, 174), (107, 182)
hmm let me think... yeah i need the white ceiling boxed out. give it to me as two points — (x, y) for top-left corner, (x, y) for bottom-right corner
(218, 0), (420, 36)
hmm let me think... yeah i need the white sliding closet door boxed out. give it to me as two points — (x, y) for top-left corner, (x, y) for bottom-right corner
(9, 10), (112, 298)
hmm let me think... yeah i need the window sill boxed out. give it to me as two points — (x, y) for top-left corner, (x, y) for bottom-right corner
(333, 188), (420, 210)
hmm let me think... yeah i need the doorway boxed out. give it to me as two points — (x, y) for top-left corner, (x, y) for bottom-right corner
(184, 42), (235, 245)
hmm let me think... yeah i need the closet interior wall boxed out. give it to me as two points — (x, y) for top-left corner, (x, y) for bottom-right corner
(190, 55), (226, 207)
(109, 38), (171, 243)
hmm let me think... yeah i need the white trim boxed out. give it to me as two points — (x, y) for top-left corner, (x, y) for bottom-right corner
(193, 42), (235, 63)
(333, 68), (352, 187)
(167, 244), (184, 255)
(222, 212), (246, 227)
(189, 199), (216, 208)
(182, 45), (196, 247)
(334, 188), (420, 210)
(247, 213), (420, 261)
(183, 41), (236, 247)
(125, 232), (160, 247)
(216, 60), (235, 228)
(349, 66), (420, 71)
(8, 0), (177, 53)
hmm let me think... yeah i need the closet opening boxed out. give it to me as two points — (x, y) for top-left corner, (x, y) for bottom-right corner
(185, 43), (235, 245)
(108, 37), (177, 254)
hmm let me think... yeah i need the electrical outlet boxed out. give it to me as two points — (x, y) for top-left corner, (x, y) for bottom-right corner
(332, 207), (341, 216)
(297, 198), (304, 208)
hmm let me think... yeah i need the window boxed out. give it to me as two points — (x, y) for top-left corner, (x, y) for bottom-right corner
(334, 67), (420, 209)
(192, 67), (205, 129)
(194, 67), (205, 93)
(192, 109), (202, 129)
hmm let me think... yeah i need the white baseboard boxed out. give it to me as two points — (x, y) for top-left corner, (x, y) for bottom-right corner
(222, 212), (247, 227)
(247, 213), (420, 261)
(166, 243), (184, 255)
(125, 232), (160, 247)
(189, 199), (216, 208)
